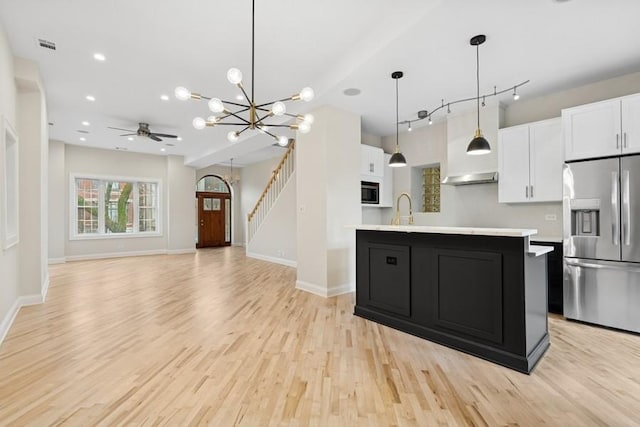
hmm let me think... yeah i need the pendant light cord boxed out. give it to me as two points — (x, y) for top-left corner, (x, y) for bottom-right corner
(251, 0), (255, 104)
(476, 43), (480, 129)
(396, 77), (399, 149)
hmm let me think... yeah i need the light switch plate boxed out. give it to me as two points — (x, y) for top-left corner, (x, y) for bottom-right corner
(545, 214), (557, 221)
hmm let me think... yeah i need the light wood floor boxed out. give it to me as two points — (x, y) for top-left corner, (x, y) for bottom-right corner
(1, 247), (640, 426)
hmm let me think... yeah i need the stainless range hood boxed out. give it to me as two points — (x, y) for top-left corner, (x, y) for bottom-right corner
(441, 171), (498, 186)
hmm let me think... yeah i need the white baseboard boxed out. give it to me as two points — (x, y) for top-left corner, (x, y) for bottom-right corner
(295, 280), (354, 298)
(65, 249), (168, 262)
(167, 248), (196, 255)
(232, 242), (245, 247)
(48, 257), (66, 265)
(0, 299), (20, 345)
(247, 251), (297, 268)
(0, 293), (45, 346)
(41, 274), (50, 302)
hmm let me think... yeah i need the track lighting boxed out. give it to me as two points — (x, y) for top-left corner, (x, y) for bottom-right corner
(513, 88), (520, 101)
(428, 116), (433, 125)
(408, 121), (412, 132)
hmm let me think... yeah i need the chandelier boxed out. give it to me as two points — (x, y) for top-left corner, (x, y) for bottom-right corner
(174, 0), (315, 146)
(224, 158), (240, 186)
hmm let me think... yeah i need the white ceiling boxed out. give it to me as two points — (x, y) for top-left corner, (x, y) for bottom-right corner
(1, 0), (640, 168)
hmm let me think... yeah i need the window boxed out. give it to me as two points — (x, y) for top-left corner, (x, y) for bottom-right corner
(422, 166), (441, 213)
(71, 174), (161, 239)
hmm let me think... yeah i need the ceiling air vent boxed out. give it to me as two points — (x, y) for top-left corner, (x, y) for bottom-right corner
(37, 38), (56, 51)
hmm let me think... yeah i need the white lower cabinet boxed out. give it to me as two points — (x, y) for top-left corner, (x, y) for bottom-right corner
(498, 118), (562, 203)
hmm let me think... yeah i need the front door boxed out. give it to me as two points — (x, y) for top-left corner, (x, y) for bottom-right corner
(197, 192), (230, 248)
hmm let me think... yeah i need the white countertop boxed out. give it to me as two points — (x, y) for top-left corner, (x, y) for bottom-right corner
(351, 224), (538, 238)
(530, 235), (563, 243)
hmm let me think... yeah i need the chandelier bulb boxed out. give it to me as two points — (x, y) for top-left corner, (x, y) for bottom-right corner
(175, 86), (191, 101)
(277, 135), (288, 146)
(303, 113), (315, 125)
(206, 116), (218, 125)
(227, 131), (239, 142)
(192, 117), (206, 130)
(271, 101), (286, 116)
(227, 68), (243, 85)
(208, 98), (225, 114)
(299, 87), (315, 102)
(298, 122), (311, 134)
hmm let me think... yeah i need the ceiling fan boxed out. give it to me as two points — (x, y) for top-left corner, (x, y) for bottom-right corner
(108, 122), (178, 142)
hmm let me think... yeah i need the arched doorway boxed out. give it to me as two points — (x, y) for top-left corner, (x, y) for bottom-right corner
(195, 175), (231, 248)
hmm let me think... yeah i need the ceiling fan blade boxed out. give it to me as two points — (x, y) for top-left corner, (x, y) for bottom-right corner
(120, 133), (137, 137)
(150, 133), (178, 138)
(108, 126), (136, 132)
(148, 134), (162, 142)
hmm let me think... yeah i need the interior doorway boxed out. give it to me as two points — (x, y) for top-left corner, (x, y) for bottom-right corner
(196, 175), (231, 248)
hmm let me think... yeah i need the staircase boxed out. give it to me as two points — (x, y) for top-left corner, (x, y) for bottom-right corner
(247, 142), (295, 242)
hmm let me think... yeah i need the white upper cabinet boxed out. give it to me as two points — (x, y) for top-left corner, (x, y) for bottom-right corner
(621, 94), (640, 154)
(498, 118), (562, 203)
(380, 153), (394, 207)
(563, 92), (640, 160)
(361, 144), (384, 177)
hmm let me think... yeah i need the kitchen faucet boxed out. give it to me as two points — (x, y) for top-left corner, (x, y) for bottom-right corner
(392, 192), (414, 225)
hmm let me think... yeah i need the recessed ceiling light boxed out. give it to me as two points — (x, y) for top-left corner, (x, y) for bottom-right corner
(160, 94), (169, 101)
(236, 94), (244, 101)
(82, 121), (90, 126)
(166, 143), (175, 147)
(127, 137), (134, 141)
(176, 137), (182, 141)
(93, 53), (106, 61)
(86, 95), (95, 101)
(343, 88), (361, 96)
(79, 137), (86, 141)
(160, 148), (166, 152)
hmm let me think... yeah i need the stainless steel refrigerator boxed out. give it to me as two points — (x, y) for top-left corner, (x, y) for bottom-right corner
(563, 155), (640, 333)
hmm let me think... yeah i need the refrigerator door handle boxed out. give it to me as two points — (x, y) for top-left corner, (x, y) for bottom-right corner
(622, 169), (631, 246)
(565, 258), (640, 273)
(612, 171), (620, 246)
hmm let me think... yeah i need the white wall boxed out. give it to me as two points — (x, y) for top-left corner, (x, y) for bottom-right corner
(382, 71), (640, 239)
(246, 173), (296, 266)
(167, 155), (196, 253)
(48, 144), (196, 260)
(196, 164), (243, 246)
(48, 140), (65, 262)
(296, 105), (361, 297)
(0, 20), (19, 342)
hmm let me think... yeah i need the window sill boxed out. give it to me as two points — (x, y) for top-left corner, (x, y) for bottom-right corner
(69, 232), (163, 241)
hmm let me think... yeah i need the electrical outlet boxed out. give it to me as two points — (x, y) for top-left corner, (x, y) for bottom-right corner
(545, 214), (557, 221)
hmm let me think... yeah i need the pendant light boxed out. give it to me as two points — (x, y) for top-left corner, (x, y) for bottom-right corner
(467, 34), (491, 156)
(389, 71), (407, 167)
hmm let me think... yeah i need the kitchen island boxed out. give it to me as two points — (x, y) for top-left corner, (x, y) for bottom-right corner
(353, 225), (552, 374)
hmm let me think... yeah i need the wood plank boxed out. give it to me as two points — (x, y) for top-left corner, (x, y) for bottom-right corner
(0, 247), (639, 425)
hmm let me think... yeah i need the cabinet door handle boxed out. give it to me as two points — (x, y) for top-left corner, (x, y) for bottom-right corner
(616, 133), (620, 149)
(526, 186), (529, 198)
(530, 185), (534, 198)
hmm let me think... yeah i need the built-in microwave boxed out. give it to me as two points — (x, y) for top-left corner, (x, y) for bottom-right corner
(361, 181), (379, 204)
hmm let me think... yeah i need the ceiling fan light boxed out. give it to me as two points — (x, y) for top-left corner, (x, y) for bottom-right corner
(208, 98), (225, 114)
(192, 117), (206, 130)
(271, 101), (286, 116)
(227, 68), (243, 85)
(175, 86), (191, 101)
(299, 87), (315, 102)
